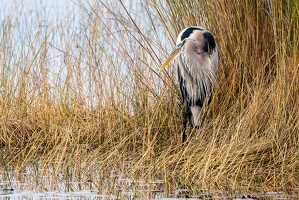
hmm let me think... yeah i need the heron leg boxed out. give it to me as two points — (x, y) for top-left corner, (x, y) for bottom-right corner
(182, 99), (188, 143)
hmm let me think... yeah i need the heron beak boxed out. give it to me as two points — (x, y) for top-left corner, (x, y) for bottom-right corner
(160, 43), (184, 70)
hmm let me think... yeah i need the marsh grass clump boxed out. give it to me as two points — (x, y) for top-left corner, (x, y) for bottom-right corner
(0, 0), (298, 197)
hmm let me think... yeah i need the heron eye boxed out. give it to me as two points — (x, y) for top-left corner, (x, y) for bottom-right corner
(176, 39), (187, 49)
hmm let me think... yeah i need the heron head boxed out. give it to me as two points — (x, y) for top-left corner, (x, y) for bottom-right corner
(160, 26), (216, 70)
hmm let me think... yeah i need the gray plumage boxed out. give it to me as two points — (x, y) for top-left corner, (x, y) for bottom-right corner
(161, 26), (219, 142)
(176, 26), (218, 126)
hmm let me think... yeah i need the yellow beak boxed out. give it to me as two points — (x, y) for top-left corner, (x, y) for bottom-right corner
(160, 45), (184, 70)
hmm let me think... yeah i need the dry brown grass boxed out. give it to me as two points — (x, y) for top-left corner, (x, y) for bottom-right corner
(0, 0), (299, 196)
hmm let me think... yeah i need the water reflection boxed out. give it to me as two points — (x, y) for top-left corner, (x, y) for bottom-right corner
(1, 169), (299, 199)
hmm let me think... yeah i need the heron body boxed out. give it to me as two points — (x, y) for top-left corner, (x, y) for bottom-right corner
(161, 26), (219, 142)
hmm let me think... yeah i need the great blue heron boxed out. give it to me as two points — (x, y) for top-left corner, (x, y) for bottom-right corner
(161, 26), (219, 142)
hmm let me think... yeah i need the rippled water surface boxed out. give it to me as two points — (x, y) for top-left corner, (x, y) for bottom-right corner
(1, 169), (299, 199)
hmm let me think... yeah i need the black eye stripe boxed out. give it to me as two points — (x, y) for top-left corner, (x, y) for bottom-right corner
(180, 27), (203, 41)
(203, 31), (216, 52)
(180, 27), (216, 53)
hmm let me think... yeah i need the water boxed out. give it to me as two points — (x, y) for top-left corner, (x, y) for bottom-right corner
(1, 169), (299, 199)
(0, 167), (165, 199)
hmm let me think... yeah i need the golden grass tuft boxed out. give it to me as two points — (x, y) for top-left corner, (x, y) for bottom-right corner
(0, 0), (299, 196)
